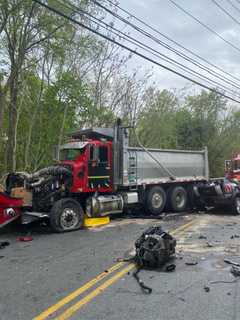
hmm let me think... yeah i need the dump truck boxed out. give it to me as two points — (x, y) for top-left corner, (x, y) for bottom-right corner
(0, 120), (209, 232)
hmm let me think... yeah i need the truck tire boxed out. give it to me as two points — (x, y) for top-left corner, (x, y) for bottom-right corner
(170, 186), (187, 212)
(145, 186), (166, 216)
(232, 196), (240, 215)
(50, 198), (84, 232)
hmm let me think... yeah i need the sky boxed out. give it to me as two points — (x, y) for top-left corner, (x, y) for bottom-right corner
(111, 0), (240, 94)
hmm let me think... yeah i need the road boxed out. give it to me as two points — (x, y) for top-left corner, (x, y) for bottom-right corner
(1, 212), (240, 320)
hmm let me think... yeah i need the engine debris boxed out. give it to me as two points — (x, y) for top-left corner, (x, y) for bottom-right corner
(132, 225), (176, 294)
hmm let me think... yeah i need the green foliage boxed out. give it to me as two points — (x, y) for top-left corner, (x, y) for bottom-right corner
(137, 89), (239, 177)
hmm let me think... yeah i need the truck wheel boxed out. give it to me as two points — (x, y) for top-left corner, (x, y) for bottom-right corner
(145, 186), (166, 215)
(232, 196), (240, 215)
(50, 198), (84, 232)
(170, 186), (187, 212)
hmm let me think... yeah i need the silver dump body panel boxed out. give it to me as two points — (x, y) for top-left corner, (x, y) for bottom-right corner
(122, 147), (209, 186)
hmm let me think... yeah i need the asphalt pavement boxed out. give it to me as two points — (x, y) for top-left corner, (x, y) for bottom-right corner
(1, 212), (240, 320)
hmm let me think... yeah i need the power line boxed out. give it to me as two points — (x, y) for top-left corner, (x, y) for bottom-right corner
(212, 0), (240, 27)
(32, 0), (240, 104)
(90, 0), (240, 93)
(105, 0), (240, 85)
(225, 0), (240, 14)
(168, 0), (240, 54)
(57, 0), (240, 97)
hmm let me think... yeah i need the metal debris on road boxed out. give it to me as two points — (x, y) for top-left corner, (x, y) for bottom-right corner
(185, 260), (198, 266)
(165, 264), (176, 272)
(224, 259), (240, 267)
(230, 234), (240, 239)
(204, 286), (210, 292)
(198, 234), (207, 239)
(206, 242), (214, 247)
(0, 241), (10, 249)
(231, 265), (240, 277)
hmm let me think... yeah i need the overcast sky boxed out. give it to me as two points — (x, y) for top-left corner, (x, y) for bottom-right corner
(114, 0), (240, 94)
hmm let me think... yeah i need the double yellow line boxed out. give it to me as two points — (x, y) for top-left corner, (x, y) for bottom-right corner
(33, 218), (198, 320)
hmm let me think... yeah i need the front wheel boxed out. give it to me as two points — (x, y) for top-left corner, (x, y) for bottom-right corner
(50, 198), (84, 232)
(232, 196), (240, 215)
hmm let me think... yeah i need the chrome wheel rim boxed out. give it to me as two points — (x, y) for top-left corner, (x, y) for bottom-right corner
(60, 208), (79, 229)
(152, 193), (163, 209)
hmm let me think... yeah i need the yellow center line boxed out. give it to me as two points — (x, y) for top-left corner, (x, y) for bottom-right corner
(55, 264), (135, 320)
(33, 217), (199, 320)
(33, 262), (124, 320)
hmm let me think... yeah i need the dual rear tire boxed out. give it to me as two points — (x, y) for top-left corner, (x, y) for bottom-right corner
(145, 185), (188, 216)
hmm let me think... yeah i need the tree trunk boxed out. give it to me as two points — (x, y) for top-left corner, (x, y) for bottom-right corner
(0, 90), (4, 131)
(6, 72), (18, 172)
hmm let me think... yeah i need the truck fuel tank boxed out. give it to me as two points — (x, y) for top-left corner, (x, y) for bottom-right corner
(86, 194), (124, 217)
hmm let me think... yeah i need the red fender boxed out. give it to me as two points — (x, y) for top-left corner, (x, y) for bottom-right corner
(0, 193), (23, 227)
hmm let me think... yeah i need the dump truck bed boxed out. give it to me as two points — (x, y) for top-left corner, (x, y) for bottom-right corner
(122, 147), (209, 186)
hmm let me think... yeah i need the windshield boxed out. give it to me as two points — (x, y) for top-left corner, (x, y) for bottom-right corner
(60, 148), (85, 161)
(233, 160), (240, 170)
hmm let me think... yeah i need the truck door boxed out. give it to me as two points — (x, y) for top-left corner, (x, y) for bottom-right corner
(88, 144), (111, 189)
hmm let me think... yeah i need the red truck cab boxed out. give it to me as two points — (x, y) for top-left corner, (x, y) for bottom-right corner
(59, 139), (113, 194)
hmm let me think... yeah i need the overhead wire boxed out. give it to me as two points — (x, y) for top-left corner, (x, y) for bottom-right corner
(104, 0), (240, 84)
(32, 0), (240, 104)
(58, 0), (240, 98)
(168, 0), (240, 54)
(90, 0), (240, 95)
(225, 0), (240, 14)
(211, 0), (240, 27)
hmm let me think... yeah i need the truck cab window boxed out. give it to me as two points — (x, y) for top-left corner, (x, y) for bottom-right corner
(89, 146), (94, 161)
(60, 148), (84, 161)
(99, 147), (108, 163)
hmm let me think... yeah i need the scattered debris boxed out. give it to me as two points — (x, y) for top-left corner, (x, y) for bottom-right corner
(210, 280), (237, 284)
(206, 242), (213, 248)
(198, 234), (207, 239)
(133, 268), (152, 294)
(0, 241), (10, 249)
(231, 265), (240, 277)
(178, 297), (185, 302)
(230, 235), (240, 239)
(17, 236), (33, 242)
(165, 264), (176, 272)
(204, 286), (210, 292)
(226, 223), (237, 227)
(224, 259), (240, 267)
(185, 260), (198, 266)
